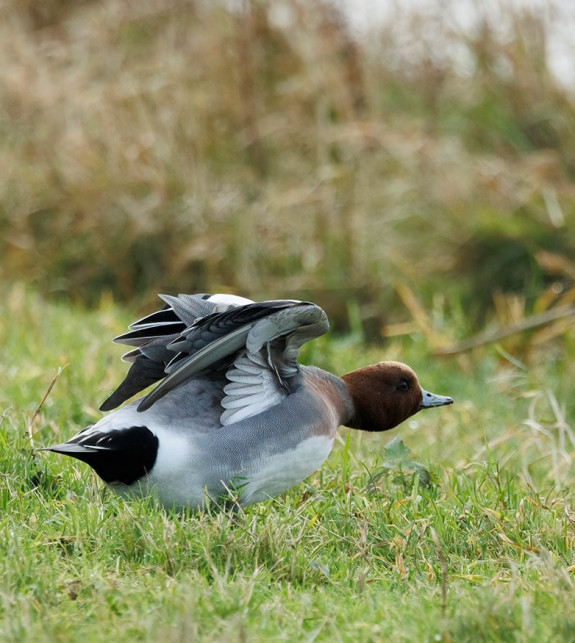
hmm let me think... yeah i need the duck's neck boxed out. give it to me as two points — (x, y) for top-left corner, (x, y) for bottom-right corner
(301, 366), (355, 428)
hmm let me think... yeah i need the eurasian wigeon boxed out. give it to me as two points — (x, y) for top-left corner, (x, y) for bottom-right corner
(44, 294), (453, 509)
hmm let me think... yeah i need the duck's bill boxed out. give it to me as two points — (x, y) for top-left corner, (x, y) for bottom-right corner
(420, 389), (453, 409)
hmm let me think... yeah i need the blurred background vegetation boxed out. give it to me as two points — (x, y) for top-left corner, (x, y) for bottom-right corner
(1, 0), (575, 348)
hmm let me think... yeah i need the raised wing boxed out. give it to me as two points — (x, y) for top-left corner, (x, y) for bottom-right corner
(100, 293), (253, 411)
(99, 294), (329, 422)
(137, 299), (329, 412)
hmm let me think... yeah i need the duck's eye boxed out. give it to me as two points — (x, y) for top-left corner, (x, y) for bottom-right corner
(397, 379), (409, 392)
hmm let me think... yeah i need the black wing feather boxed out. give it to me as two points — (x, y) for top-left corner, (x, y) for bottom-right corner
(99, 294), (220, 410)
(100, 356), (167, 411)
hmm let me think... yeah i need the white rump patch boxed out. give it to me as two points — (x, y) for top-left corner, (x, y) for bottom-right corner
(221, 352), (287, 425)
(207, 294), (253, 308)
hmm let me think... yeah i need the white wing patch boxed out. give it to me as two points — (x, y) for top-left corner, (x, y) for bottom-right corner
(207, 293), (254, 309)
(221, 352), (288, 426)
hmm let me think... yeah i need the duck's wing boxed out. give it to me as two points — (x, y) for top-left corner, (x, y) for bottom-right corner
(136, 298), (329, 417)
(100, 293), (253, 411)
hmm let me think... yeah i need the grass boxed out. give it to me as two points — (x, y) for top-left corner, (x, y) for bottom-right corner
(1, 287), (575, 641)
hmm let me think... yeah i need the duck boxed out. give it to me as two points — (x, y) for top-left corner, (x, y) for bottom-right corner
(44, 293), (453, 510)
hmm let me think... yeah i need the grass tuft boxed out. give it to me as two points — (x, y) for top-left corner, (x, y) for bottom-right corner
(1, 289), (574, 639)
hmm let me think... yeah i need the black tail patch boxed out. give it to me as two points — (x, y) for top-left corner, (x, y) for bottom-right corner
(45, 426), (159, 486)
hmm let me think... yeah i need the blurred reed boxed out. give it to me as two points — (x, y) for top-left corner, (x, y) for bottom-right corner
(1, 0), (574, 339)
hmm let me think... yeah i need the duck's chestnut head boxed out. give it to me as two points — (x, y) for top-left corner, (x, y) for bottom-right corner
(341, 361), (453, 432)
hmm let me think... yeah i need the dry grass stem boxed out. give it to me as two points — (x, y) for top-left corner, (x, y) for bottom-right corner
(26, 366), (65, 453)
